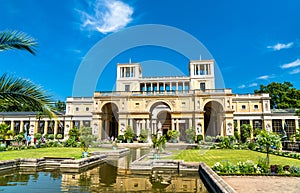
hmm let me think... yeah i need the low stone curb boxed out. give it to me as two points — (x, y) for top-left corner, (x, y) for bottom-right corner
(198, 162), (237, 193)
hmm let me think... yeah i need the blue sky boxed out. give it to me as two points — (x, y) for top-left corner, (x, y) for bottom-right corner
(1, 0), (300, 100)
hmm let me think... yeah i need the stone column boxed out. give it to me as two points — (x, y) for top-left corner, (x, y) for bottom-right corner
(249, 120), (253, 138)
(20, 121), (24, 133)
(44, 121), (48, 135)
(176, 119), (179, 131)
(171, 119), (175, 130)
(34, 121), (38, 134)
(98, 119), (102, 140)
(146, 119), (150, 129)
(153, 120), (157, 134)
(10, 120), (14, 131)
(237, 120), (241, 137)
(281, 119), (285, 130)
(54, 120), (58, 136)
(189, 118), (192, 129)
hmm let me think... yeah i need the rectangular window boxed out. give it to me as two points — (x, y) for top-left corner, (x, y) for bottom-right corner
(200, 64), (204, 75)
(125, 67), (130, 77)
(240, 120), (250, 126)
(200, 83), (206, 91)
(83, 121), (90, 127)
(285, 120), (295, 138)
(253, 120), (262, 129)
(125, 85), (130, 91)
(73, 121), (80, 128)
(272, 120), (282, 134)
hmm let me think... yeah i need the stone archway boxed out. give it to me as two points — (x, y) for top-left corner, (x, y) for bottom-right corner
(204, 101), (223, 137)
(157, 111), (171, 136)
(101, 103), (119, 140)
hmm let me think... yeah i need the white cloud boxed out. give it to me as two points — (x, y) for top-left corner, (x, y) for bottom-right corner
(289, 68), (300, 74)
(79, 0), (133, 34)
(238, 84), (246, 89)
(257, 75), (270, 80)
(267, 42), (293, 51)
(248, 83), (258, 87)
(281, 59), (300, 69)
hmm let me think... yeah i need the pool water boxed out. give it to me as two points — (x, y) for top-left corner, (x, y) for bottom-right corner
(0, 149), (208, 193)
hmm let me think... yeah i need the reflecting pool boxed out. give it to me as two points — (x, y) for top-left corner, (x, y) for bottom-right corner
(0, 148), (208, 193)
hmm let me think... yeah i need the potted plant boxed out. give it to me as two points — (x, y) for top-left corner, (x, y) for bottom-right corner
(185, 127), (195, 143)
(196, 134), (204, 143)
(139, 128), (149, 143)
(167, 130), (180, 143)
(117, 135), (124, 143)
(151, 134), (166, 159)
(124, 126), (134, 143)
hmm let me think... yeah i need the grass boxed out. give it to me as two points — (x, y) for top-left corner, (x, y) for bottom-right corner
(0, 147), (108, 161)
(168, 149), (300, 167)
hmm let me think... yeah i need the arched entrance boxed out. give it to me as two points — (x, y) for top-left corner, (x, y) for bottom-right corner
(157, 111), (171, 136)
(150, 102), (172, 135)
(101, 103), (118, 140)
(204, 101), (223, 137)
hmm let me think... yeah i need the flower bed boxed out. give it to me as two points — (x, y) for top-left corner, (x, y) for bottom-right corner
(212, 160), (300, 176)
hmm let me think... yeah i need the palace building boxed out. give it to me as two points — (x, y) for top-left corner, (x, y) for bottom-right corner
(1, 60), (299, 141)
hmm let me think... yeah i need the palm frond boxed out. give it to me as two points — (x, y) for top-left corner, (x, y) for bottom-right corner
(0, 30), (37, 55)
(0, 73), (55, 117)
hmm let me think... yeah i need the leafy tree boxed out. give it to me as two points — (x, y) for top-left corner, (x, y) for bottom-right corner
(256, 130), (281, 165)
(79, 127), (97, 153)
(240, 124), (252, 142)
(68, 127), (80, 141)
(0, 123), (12, 142)
(53, 100), (66, 112)
(254, 81), (300, 109)
(296, 109), (300, 117)
(14, 133), (24, 148)
(0, 30), (37, 54)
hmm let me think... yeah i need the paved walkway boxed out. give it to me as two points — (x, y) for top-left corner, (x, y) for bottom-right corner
(222, 176), (300, 193)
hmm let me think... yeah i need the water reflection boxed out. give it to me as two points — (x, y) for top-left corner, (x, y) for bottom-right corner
(0, 148), (208, 193)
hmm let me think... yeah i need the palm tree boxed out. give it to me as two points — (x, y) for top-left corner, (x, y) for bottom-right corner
(0, 73), (55, 116)
(0, 30), (37, 55)
(0, 30), (55, 116)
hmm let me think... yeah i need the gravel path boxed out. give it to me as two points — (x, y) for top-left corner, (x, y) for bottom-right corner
(222, 176), (300, 193)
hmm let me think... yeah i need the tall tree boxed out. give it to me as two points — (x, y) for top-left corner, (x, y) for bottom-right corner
(0, 30), (54, 116)
(254, 81), (300, 109)
(0, 73), (54, 116)
(0, 30), (37, 55)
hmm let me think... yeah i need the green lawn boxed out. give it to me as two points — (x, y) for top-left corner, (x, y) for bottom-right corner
(0, 147), (107, 161)
(169, 149), (300, 167)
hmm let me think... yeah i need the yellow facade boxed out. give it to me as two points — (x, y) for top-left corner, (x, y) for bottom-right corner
(1, 60), (299, 141)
